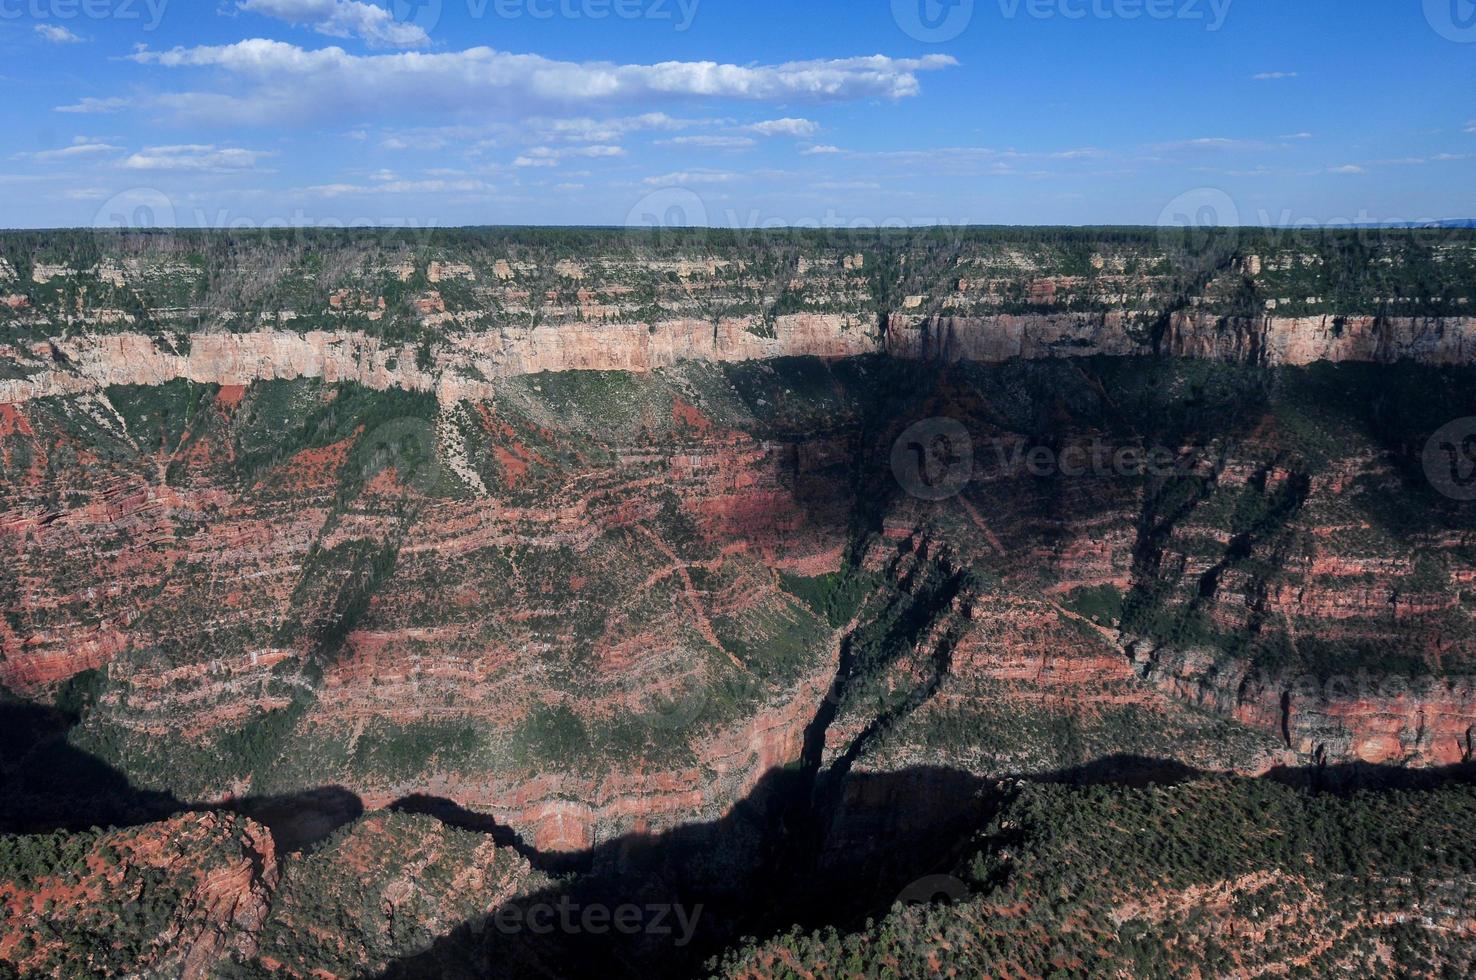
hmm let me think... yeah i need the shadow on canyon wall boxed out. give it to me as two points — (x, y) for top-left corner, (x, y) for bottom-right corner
(0, 698), (364, 852)
(373, 754), (1476, 980)
(5, 693), (1476, 980)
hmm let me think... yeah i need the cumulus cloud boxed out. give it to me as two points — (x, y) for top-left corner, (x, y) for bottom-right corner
(305, 178), (495, 196)
(802, 145), (843, 155)
(122, 144), (275, 171)
(128, 41), (957, 125)
(23, 139), (122, 162)
(643, 170), (738, 185)
(513, 144), (626, 167)
(34, 24), (84, 43)
(659, 135), (757, 149)
(1149, 137), (1269, 152)
(55, 97), (130, 114)
(1252, 71), (1298, 80)
(237, 0), (431, 48)
(745, 118), (820, 138)
(532, 113), (700, 143)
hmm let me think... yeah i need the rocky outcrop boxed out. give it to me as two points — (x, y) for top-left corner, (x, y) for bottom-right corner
(248, 811), (548, 977)
(0, 812), (277, 979)
(1164, 313), (1476, 366)
(1132, 641), (1476, 767)
(6, 311), (1476, 408)
(888, 312), (1476, 366)
(0, 314), (878, 406)
(885, 311), (1152, 362)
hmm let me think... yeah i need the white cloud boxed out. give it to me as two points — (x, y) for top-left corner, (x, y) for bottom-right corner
(532, 113), (700, 143)
(659, 135), (756, 149)
(513, 144), (626, 167)
(802, 145), (843, 155)
(1327, 164), (1366, 175)
(122, 144), (275, 171)
(25, 138), (122, 162)
(1280, 132), (1314, 140)
(237, 0), (430, 48)
(129, 41), (957, 125)
(643, 170), (738, 185)
(1467, 120), (1476, 134)
(372, 113), (710, 159)
(1252, 71), (1298, 80)
(54, 97), (130, 114)
(812, 180), (880, 191)
(1150, 137), (1267, 152)
(34, 24), (83, 43)
(304, 178), (495, 196)
(746, 118), (820, 138)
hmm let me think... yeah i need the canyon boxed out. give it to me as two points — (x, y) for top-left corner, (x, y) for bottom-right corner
(1, 227), (1475, 976)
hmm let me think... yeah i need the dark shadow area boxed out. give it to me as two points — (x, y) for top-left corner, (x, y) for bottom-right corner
(376, 764), (1000, 980)
(1266, 759), (1476, 793)
(5, 690), (1476, 980)
(375, 751), (1476, 980)
(0, 698), (183, 835)
(232, 786), (365, 853)
(1029, 752), (1206, 788)
(0, 698), (363, 853)
(388, 793), (537, 862)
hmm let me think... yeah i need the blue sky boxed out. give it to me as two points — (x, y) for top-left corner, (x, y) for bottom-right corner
(1, 0), (1473, 228)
